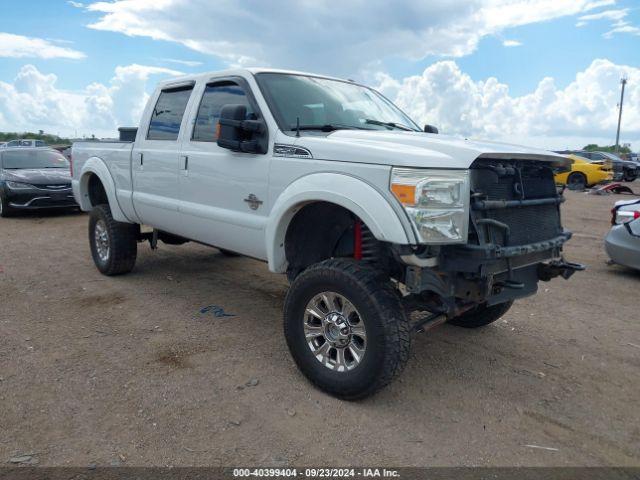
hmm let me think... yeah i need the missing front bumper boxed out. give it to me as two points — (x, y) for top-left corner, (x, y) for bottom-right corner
(402, 234), (584, 314)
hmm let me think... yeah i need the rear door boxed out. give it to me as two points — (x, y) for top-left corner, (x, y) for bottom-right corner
(178, 77), (271, 258)
(132, 83), (195, 233)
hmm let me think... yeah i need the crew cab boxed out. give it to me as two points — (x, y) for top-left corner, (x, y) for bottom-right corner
(72, 68), (583, 399)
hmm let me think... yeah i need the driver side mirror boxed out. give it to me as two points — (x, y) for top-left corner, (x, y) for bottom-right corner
(217, 104), (267, 154)
(424, 124), (439, 134)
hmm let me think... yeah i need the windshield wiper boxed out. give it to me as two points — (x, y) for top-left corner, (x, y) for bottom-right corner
(364, 119), (415, 131)
(291, 124), (361, 132)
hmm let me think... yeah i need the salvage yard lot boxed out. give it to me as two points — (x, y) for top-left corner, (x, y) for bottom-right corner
(0, 191), (639, 467)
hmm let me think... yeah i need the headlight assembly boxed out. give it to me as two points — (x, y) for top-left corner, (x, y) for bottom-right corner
(391, 168), (470, 243)
(5, 181), (33, 190)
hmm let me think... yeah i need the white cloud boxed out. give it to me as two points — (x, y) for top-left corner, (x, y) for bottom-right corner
(0, 64), (182, 137)
(583, 0), (617, 9)
(82, 0), (618, 75)
(502, 40), (522, 47)
(0, 32), (86, 60)
(1, 59), (636, 150)
(67, 1), (84, 7)
(604, 22), (640, 38)
(575, 7), (640, 37)
(160, 58), (203, 67)
(87, 64), (184, 130)
(578, 8), (628, 22)
(377, 58), (639, 150)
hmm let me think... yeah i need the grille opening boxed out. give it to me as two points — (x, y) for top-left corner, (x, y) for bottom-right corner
(470, 159), (563, 247)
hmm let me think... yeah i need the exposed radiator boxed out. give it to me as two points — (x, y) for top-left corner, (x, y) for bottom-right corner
(470, 160), (563, 247)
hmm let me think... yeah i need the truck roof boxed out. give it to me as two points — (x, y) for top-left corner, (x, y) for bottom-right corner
(156, 68), (349, 89)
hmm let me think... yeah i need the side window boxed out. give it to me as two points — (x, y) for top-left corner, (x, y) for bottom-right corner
(147, 86), (194, 141)
(192, 82), (254, 142)
(591, 153), (604, 160)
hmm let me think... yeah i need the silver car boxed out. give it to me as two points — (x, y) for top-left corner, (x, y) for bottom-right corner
(605, 198), (640, 270)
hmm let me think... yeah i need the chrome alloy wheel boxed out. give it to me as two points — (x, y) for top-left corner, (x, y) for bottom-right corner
(94, 219), (110, 262)
(303, 291), (367, 372)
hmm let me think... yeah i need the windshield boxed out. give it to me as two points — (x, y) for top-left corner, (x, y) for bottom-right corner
(601, 152), (623, 162)
(256, 73), (420, 132)
(2, 149), (69, 169)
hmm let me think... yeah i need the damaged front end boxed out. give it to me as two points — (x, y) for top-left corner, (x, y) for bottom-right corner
(401, 158), (584, 322)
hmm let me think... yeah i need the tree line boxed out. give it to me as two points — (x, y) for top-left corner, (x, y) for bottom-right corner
(0, 132), (72, 144)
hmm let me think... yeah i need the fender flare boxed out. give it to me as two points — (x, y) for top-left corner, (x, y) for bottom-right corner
(75, 157), (131, 223)
(265, 172), (415, 272)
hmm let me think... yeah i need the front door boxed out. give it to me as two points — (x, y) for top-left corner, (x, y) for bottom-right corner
(132, 84), (195, 233)
(178, 78), (271, 259)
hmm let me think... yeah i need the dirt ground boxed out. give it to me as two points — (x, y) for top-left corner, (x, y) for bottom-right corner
(0, 190), (639, 468)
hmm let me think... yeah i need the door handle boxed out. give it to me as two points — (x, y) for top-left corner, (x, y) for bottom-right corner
(180, 155), (189, 176)
(139, 153), (144, 166)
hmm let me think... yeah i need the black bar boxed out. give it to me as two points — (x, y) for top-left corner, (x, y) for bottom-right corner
(1, 467), (638, 480)
(472, 196), (564, 210)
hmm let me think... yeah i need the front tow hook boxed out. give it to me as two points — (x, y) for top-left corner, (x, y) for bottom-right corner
(538, 260), (586, 281)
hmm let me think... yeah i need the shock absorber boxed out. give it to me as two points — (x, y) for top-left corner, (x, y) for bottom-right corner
(354, 220), (363, 260)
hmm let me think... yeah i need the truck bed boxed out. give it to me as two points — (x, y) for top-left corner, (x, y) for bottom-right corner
(71, 140), (136, 222)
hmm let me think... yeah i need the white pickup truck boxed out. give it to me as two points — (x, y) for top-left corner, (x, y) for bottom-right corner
(72, 68), (583, 399)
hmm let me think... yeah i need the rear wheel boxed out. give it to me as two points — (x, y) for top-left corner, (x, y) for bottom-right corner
(89, 204), (138, 275)
(448, 301), (513, 328)
(283, 259), (411, 400)
(0, 194), (14, 218)
(623, 171), (637, 182)
(567, 172), (587, 190)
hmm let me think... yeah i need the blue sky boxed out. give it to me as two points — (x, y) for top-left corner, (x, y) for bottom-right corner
(0, 0), (639, 149)
(0, 1), (225, 90)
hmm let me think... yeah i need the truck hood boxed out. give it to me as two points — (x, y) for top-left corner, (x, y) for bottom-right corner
(2, 168), (71, 185)
(294, 130), (569, 169)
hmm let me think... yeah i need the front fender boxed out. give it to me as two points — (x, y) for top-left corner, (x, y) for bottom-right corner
(74, 157), (130, 223)
(266, 172), (415, 273)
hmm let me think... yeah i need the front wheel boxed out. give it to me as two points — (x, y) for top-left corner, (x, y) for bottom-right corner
(89, 205), (138, 275)
(283, 259), (411, 400)
(448, 301), (513, 328)
(0, 194), (14, 218)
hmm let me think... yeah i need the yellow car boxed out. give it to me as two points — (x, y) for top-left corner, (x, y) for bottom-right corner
(555, 154), (613, 189)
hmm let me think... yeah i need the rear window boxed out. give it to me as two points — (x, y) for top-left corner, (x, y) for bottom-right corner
(147, 86), (193, 141)
(2, 149), (69, 169)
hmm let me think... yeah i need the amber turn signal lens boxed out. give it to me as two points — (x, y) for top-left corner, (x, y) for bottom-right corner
(391, 184), (415, 206)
